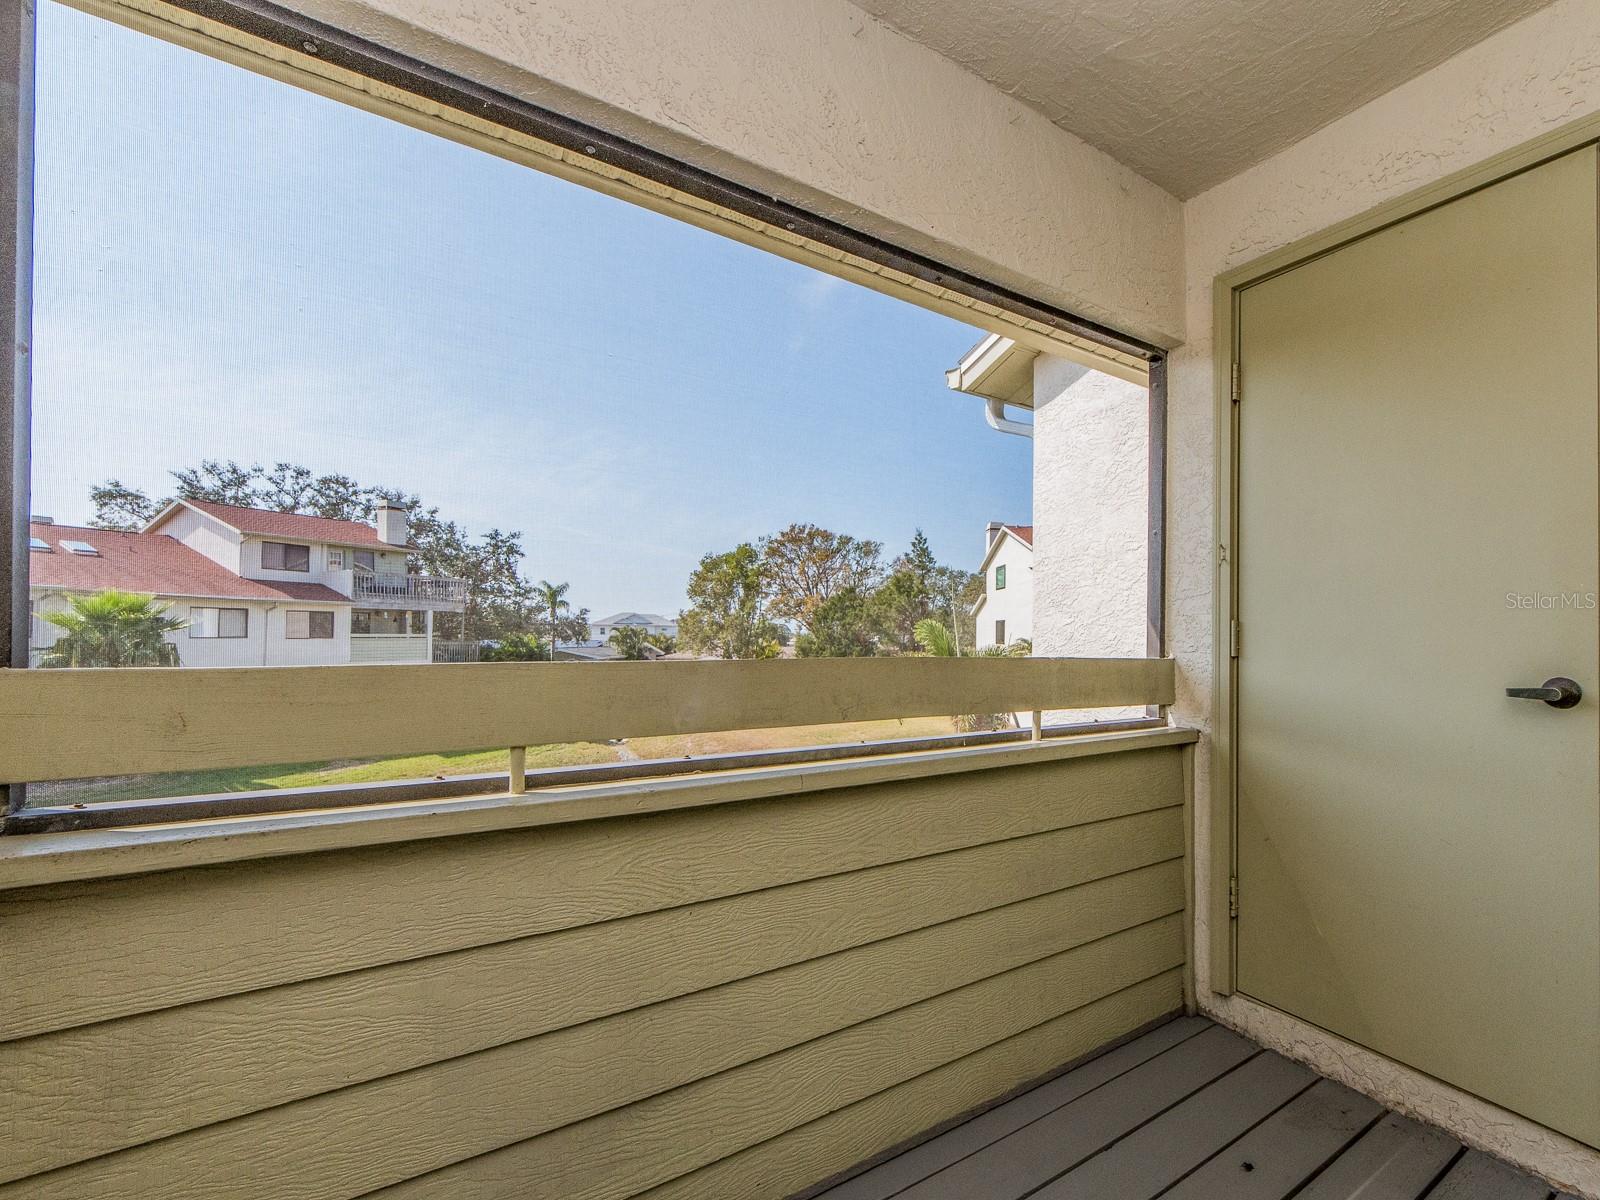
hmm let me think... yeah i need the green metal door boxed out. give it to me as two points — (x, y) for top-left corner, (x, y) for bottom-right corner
(1235, 145), (1600, 1146)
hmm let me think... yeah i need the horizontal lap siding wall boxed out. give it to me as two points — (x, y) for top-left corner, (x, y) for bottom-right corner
(0, 744), (1187, 1199)
(348, 634), (429, 663)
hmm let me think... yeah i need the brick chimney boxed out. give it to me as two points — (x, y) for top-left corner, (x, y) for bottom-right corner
(375, 502), (409, 547)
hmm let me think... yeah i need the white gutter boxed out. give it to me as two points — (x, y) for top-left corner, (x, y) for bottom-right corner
(947, 334), (1039, 440)
(984, 397), (1033, 439)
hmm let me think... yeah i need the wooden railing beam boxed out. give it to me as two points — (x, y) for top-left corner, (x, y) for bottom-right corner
(0, 657), (1174, 783)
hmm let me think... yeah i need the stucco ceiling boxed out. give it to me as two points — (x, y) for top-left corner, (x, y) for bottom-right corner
(848, 0), (1559, 197)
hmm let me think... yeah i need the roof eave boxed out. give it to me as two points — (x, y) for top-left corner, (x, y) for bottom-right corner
(30, 583), (353, 605)
(145, 498), (243, 538)
(155, 499), (403, 550)
(976, 526), (1033, 575)
(945, 334), (1040, 410)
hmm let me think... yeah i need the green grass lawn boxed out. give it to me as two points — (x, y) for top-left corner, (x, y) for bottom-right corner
(30, 741), (621, 807)
(625, 716), (959, 759)
(30, 716), (964, 808)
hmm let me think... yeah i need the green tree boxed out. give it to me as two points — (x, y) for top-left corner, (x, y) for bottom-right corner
(913, 617), (957, 658)
(646, 631), (677, 654)
(532, 580), (592, 660)
(872, 566), (930, 654)
(608, 625), (658, 660)
(478, 632), (551, 662)
(795, 587), (884, 657)
(556, 609), (592, 646)
(39, 590), (186, 667)
(418, 524), (540, 645)
(758, 523), (883, 633)
(169, 459), (261, 508)
(866, 530), (982, 655)
(87, 462), (542, 643)
(678, 544), (786, 659)
(88, 480), (162, 531)
(930, 566), (982, 655)
(869, 528), (937, 652)
(914, 620), (1031, 659)
(897, 528), (938, 587)
(911, 617), (1017, 732)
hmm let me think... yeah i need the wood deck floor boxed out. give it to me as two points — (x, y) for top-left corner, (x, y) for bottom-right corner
(810, 1017), (1575, 1200)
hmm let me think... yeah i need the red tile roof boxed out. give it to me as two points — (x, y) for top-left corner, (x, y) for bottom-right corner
(1003, 524), (1034, 547)
(164, 499), (399, 549)
(28, 523), (351, 604)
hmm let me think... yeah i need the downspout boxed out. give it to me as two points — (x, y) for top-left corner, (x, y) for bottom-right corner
(984, 397), (1034, 439)
(262, 602), (277, 666)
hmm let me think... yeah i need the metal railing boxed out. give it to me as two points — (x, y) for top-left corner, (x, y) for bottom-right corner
(352, 572), (469, 604)
(432, 639), (481, 664)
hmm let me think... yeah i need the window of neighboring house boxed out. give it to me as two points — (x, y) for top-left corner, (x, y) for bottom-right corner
(285, 610), (335, 639)
(261, 541), (311, 572)
(995, 563), (1007, 590)
(995, 619), (1006, 645)
(352, 609), (424, 635)
(326, 549), (345, 569)
(190, 607), (248, 638)
(353, 550), (376, 573)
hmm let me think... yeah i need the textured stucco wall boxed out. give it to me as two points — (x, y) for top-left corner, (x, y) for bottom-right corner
(1032, 355), (1148, 723)
(1170, 1), (1600, 1192)
(275, 0), (1183, 346)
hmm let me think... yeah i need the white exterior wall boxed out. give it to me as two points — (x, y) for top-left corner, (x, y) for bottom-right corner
(973, 534), (1032, 651)
(175, 600), (350, 667)
(1031, 356), (1149, 726)
(157, 506), (243, 574)
(1163, 2), (1600, 1191)
(256, 605), (351, 666)
(593, 619), (678, 641)
(1032, 357), (1148, 660)
(238, 538), (405, 591)
(279, 0), (1183, 347)
(29, 593), (350, 667)
(172, 599), (272, 668)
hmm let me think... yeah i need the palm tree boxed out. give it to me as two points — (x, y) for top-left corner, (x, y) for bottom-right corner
(913, 616), (1018, 732)
(39, 590), (186, 667)
(536, 579), (570, 662)
(913, 617), (957, 658)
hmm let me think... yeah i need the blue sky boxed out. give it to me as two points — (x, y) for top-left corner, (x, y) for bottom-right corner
(28, 1), (1030, 618)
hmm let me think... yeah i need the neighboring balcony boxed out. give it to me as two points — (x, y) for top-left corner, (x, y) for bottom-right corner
(351, 571), (468, 609)
(431, 639), (480, 663)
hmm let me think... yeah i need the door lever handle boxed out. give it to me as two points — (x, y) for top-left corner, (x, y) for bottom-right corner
(1506, 677), (1583, 708)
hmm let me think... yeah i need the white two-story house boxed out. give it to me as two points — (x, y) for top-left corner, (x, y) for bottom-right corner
(971, 522), (1033, 651)
(28, 499), (467, 666)
(590, 612), (678, 643)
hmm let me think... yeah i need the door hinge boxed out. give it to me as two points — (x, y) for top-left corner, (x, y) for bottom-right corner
(1230, 361), (1241, 403)
(1228, 876), (1239, 919)
(1229, 619), (1241, 658)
